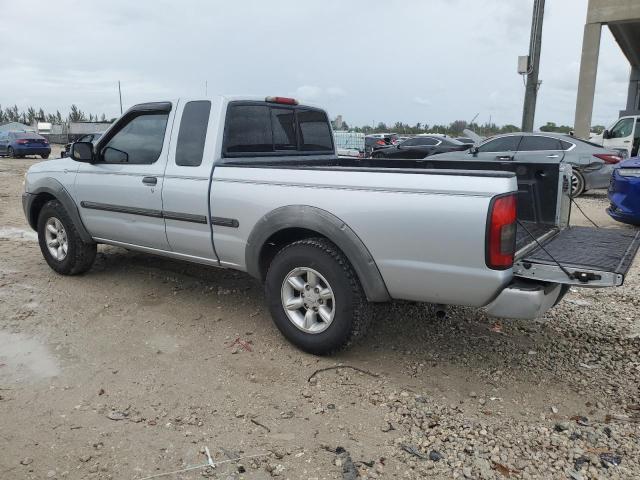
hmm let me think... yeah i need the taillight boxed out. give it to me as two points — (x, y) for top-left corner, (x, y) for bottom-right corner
(594, 153), (621, 164)
(486, 193), (517, 270)
(376, 140), (385, 146)
(16, 139), (28, 144)
(265, 96), (298, 105)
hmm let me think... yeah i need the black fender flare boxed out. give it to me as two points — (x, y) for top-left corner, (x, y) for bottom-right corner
(245, 205), (390, 302)
(26, 178), (94, 243)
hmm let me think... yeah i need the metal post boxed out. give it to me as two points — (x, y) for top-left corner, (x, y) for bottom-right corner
(118, 81), (123, 115)
(522, 0), (545, 132)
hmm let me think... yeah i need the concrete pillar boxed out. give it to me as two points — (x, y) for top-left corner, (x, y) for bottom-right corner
(626, 66), (640, 112)
(574, 22), (602, 138)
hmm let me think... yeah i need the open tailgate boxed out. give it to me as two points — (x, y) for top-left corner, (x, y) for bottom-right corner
(514, 226), (640, 287)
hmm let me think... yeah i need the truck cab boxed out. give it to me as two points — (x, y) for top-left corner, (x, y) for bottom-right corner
(591, 115), (640, 158)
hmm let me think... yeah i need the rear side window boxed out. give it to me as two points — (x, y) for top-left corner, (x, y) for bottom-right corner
(176, 100), (211, 166)
(298, 109), (333, 151)
(223, 102), (333, 156)
(519, 136), (562, 151)
(477, 136), (521, 153)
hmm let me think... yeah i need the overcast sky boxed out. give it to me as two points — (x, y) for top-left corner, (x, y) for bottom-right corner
(0, 0), (630, 129)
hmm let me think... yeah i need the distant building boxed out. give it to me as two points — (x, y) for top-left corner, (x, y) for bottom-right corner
(0, 121), (36, 133)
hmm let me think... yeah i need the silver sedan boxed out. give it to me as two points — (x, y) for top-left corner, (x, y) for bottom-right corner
(429, 132), (622, 197)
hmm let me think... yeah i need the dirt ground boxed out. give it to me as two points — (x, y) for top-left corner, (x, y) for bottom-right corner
(1, 151), (639, 480)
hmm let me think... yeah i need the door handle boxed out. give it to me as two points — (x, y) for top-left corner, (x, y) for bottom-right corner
(142, 176), (158, 185)
(496, 155), (513, 161)
(546, 154), (560, 158)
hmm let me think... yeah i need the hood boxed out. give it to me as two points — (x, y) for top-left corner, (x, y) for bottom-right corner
(619, 156), (640, 169)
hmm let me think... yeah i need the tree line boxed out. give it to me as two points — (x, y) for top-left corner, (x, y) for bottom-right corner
(0, 104), (112, 125)
(332, 119), (606, 136)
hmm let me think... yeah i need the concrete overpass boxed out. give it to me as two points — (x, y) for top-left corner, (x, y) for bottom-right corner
(574, 0), (640, 137)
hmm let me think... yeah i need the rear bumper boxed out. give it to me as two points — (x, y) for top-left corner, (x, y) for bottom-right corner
(484, 280), (565, 320)
(13, 147), (51, 156)
(584, 164), (614, 190)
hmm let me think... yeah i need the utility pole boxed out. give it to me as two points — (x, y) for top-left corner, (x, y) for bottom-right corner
(118, 81), (123, 115)
(521, 0), (545, 132)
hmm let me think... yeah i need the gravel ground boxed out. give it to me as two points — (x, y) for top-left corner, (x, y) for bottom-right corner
(0, 154), (638, 480)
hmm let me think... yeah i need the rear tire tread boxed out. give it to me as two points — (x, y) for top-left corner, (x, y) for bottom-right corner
(266, 237), (371, 354)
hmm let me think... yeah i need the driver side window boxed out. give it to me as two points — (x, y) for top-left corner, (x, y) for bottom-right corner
(610, 118), (634, 139)
(101, 113), (169, 164)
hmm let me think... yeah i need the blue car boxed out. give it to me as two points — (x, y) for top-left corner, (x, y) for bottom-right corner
(608, 156), (640, 226)
(0, 131), (51, 159)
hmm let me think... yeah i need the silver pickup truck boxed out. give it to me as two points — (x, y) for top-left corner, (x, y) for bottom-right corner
(22, 96), (640, 354)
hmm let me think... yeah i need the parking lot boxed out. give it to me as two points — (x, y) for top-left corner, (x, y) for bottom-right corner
(1, 154), (639, 479)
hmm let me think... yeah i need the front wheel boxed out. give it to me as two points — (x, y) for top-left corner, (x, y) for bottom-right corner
(41, 154), (49, 159)
(37, 200), (97, 275)
(570, 170), (585, 198)
(265, 238), (371, 354)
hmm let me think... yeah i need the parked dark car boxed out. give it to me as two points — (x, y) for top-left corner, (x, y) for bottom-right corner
(430, 132), (621, 197)
(365, 133), (398, 156)
(0, 131), (51, 159)
(371, 135), (471, 159)
(607, 156), (640, 225)
(62, 133), (103, 157)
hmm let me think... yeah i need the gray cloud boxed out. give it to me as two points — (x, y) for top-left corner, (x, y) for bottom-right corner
(0, 0), (631, 129)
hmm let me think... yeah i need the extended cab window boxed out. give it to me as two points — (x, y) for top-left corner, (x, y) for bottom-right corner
(223, 102), (333, 156)
(101, 113), (169, 164)
(176, 101), (211, 166)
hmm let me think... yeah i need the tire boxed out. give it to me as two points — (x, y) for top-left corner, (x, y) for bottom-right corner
(41, 154), (49, 159)
(372, 152), (383, 159)
(265, 237), (371, 355)
(7, 147), (14, 158)
(570, 170), (585, 198)
(37, 200), (96, 275)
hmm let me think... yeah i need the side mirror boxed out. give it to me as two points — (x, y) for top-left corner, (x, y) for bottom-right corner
(603, 129), (610, 139)
(70, 142), (94, 162)
(469, 146), (479, 155)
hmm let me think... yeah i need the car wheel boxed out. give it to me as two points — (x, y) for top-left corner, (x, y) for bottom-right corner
(41, 154), (49, 159)
(570, 171), (585, 198)
(7, 147), (14, 158)
(265, 237), (371, 355)
(37, 200), (97, 275)
(372, 152), (383, 159)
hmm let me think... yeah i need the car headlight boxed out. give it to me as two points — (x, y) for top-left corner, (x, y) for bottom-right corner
(619, 168), (640, 177)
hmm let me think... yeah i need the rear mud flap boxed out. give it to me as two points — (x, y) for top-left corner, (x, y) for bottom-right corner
(514, 226), (640, 287)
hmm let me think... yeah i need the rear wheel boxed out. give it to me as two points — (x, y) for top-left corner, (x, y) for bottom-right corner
(37, 200), (96, 275)
(265, 237), (371, 354)
(41, 154), (49, 159)
(570, 170), (585, 198)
